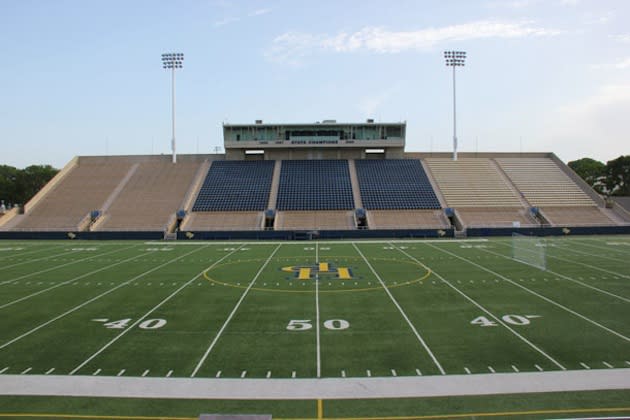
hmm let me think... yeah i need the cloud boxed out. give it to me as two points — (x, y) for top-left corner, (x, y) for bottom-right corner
(214, 7), (271, 27)
(214, 16), (240, 27)
(357, 86), (401, 117)
(249, 8), (271, 17)
(591, 57), (630, 70)
(265, 20), (562, 64)
(611, 34), (630, 43)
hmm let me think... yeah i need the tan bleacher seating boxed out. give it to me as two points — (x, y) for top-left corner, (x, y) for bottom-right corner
(182, 212), (263, 231)
(457, 207), (537, 228)
(13, 157), (133, 231)
(425, 158), (523, 207)
(96, 158), (202, 231)
(541, 206), (615, 226)
(276, 211), (355, 230)
(496, 158), (595, 207)
(368, 210), (449, 229)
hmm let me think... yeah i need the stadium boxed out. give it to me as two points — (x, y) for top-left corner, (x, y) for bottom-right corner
(0, 116), (629, 419)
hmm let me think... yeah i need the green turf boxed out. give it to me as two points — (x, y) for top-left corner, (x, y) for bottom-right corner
(0, 236), (629, 418)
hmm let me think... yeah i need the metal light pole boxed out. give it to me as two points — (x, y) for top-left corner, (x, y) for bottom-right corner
(444, 51), (466, 161)
(161, 52), (184, 164)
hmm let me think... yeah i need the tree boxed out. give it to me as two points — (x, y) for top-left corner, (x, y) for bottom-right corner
(14, 165), (59, 205)
(0, 165), (19, 206)
(606, 155), (630, 196)
(568, 158), (607, 193)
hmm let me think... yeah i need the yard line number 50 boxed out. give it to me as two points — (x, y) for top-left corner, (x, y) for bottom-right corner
(286, 319), (349, 331)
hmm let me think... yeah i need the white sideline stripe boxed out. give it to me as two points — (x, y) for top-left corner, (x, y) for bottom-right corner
(45, 368), (55, 375)
(511, 365), (519, 373)
(0, 248), (152, 310)
(190, 244), (281, 378)
(21, 367), (32, 375)
(353, 242), (445, 375)
(430, 244), (630, 344)
(487, 246), (630, 303)
(464, 367), (471, 374)
(535, 364), (544, 372)
(166, 370), (173, 378)
(117, 369), (125, 377)
(603, 361), (614, 368)
(70, 245), (217, 375)
(145, 238), (488, 246)
(315, 242), (321, 378)
(93, 369), (101, 376)
(398, 244), (567, 371)
(142, 370), (150, 377)
(1, 246), (207, 352)
(553, 241), (630, 265)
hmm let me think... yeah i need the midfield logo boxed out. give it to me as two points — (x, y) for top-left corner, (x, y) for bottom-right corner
(282, 262), (353, 280)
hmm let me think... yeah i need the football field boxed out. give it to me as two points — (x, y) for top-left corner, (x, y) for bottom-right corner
(0, 236), (629, 418)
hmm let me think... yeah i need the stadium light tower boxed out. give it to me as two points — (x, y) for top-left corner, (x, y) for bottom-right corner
(161, 52), (184, 164)
(444, 51), (466, 161)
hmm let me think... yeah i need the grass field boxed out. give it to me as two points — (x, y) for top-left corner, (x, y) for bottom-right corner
(0, 236), (629, 419)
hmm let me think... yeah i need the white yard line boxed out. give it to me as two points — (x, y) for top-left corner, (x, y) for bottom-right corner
(353, 242), (445, 375)
(548, 249), (630, 279)
(553, 242), (629, 265)
(70, 244), (235, 376)
(0, 248), (151, 310)
(3, 369), (629, 399)
(190, 244), (282, 378)
(484, 247), (630, 304)
(0, 244), (65, 261)
(315, 241), (321, 378)
(394, 244), (567, 371)
(428, 243), (630, 344)
(0, 249), (82, 274)
(0, 246), (208, 351)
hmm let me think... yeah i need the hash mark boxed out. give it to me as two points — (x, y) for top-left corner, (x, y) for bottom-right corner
(464, 367), (471, 374)
(266, 371), (271, 378)
(488, 366), (495, 373)
(117, 369), (126, 376)
(292, 371), (296, 378)
(511, 365), (519, 373)
(142, 369), (150, 377)
(416, 368), (422, 376)
(603, 361), (614, 368)
(341, 370), (346, 378)
(166, 370), (173, 377)
(535, 364), (543, 372)
(21, 367), (32, 375)
(625, 361), (630, 366)
(391, 369), (397, 377)
(45, 368), (55, 375)
(216, 371), (222, 378)
(241, 370), (247, 378)
(0, 367), (8, 374)
(92, 369), (101, 376)
(366, 370), (371, 377)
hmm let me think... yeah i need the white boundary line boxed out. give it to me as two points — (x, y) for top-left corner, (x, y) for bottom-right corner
(315, 241), (321, 378)
(0, 248), (81, 273)
(392, 244), (567, 371)
(144, 238), (488, 246)
(553, 241), (630, 264)
(426, 243), (630, 343)
(0, 244), (65, 261)
(485, 246), (630, 304)
(352, 242), (446, 375)
(190, 243), (282, 377)
(547, 246), (630, 279)
(0, 246), (208, 351)
(70, 244), (236, 375)
(0, 246), (147, 309)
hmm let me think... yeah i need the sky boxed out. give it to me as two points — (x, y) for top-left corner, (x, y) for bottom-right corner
(1, 0), (628, 169)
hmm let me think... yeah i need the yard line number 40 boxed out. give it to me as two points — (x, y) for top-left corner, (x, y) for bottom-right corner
(92, 318), (166, 330)
(471, 314), (541, 327)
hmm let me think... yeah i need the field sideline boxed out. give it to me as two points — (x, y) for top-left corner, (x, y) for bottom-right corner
(0, 236), (629, 418)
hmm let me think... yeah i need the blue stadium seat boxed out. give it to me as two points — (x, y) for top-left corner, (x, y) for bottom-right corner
(192, 161), (274, 211)
(354, 160), (441, 210)
(276, 160), (354, 210)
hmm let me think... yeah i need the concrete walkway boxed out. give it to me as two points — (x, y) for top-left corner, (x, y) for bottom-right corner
(1, 369), (629, 400)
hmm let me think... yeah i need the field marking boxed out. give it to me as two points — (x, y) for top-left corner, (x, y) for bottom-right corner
(0, 244), (65, 262)
(190, 244), (282, 377)
(117, 369), (125, 377)
(0, 248), (80, 272)
(71, 244), (235, 375)
(92, 369), (101, 376)
(166, 370), (173, 377)
(0, 248), (153, 310)
(428, 243), (630, 344)
(353, 242), (446, 375)
(394, 244), (567, 371)
(0, 245), (139, 285)
(580, 362), (590, 369)
(603, 361), (614, 368)
(315, 241), (321, 378)
(45, 368), (55, 375)
(0, 246), (208, 352)
(485, 247), (630, 303)
(317, 398), (324, 420)
(0, 367), (8, 374)
(548, 249), (630, 279)
(553, 240), (630, 264)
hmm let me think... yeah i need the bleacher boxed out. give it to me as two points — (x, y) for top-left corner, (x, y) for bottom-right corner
(192, 160), (274, 211)
(367, 210), (449, 229)
(355, 160), (440, 209)
(276, 160), (354, 210)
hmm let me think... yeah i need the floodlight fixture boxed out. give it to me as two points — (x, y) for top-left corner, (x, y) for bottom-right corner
(162, 52), (184, 163)
(444, 50), (466, 161)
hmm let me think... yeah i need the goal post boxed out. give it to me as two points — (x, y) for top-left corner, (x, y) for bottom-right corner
(511, 232), (547, 270)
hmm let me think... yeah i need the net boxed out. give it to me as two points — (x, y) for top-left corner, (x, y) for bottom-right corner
(512, 233), (547, 270)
